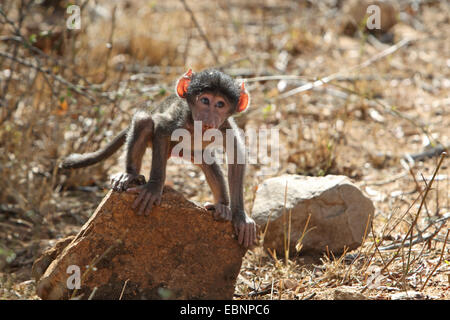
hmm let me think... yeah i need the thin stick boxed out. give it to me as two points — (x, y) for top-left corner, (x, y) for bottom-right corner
(274, 38), (412, 101)
(179, 0), (219, 64)
(371, 223), (387, 267)
(295, 213), (313, 253)
(216, 56), (249, 70)
(241, 75), (312, 83)
(87, 287), (98, 300)
(381, 153), (446, 273)
(70, 239), (122, 299)
(420, 229), (449, 291)
(359, 172), (408, 187)
(0, 51), (95, 102)
(287, 208), (292, 264)
(330, 82), (434, 144)
(380, 214), (449, 251)
(119, 279), (130, 300)
(406, 153), (447, 273)
(282, 181), (289, 265)
(341, 212), (372, 284)
(100, 5), (117, 83)
(362, 153), (447, 293)
(270, 277), (274, 300)
(261, 210), (273, 243)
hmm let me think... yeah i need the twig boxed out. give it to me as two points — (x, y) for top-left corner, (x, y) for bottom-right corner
(405, 153), (447, 273)
(405, 144), (448, 162)
(248, 288), (272, 297)
(282, 181), (289, 265)
(362, 152), (447, 292)
(303, 292), (316, 300)
(295, 213), (315, 253)
(70, 239), (122, 299)
(216, 56), (249, 70)
(420, 229), (449, 291)
(179, 0), (219, 64)
(418, 173), (432, 219)
(260, 209), (273, 245)
(382, 153), (446, 263)
(371, 223), (387, 267)
(274, 38), (413, 101)
(270, 277), (274, 300)
(341, 212), (372, 284)
(408, 218), (445, 268)
(382, 198), (419, 243)
(100, 5), (117, 83)
(0, 51), (96, 102)
(87, 287), (98, 300)
(238, 74), (417, 84)
(0, 92), (25, 124)
(359, 172), (408, 187)
(329, 82), (434, 144)
(0, 1), (28, 97)
(119, 279), (130, 300)
(0, 33), (95, 88)
(0, 7), (21, 35)
(379, 213), (450, 251)
(239, 75), (312, 83)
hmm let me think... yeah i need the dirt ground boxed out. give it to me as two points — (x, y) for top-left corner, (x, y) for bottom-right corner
(0, 0), (448, 300)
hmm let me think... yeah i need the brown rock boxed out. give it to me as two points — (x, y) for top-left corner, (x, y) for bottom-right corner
(35, 187), (246, 300)
(32, 236), (76, 282)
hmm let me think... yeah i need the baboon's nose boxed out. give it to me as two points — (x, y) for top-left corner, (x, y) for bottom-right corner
(202, 123), (213, 131)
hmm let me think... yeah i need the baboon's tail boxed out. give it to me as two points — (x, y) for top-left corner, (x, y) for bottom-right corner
(60, 128), (128, 169)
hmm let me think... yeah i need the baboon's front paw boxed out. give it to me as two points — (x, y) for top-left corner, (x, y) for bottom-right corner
(233, 214), (257, 248)
(110, 173), (146, 192)
(205, 202), (232, 221)
(127, 181), (163, 216)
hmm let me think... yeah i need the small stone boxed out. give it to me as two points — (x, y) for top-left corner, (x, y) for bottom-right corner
(391, 291), (426, 300)
(333, 286), (367, 300)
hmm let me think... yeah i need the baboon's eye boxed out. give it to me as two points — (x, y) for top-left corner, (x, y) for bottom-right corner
(200, 97), (210, 105)
(216, 101), (225, 108)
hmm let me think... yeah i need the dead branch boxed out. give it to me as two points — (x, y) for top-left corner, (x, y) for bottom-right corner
(420, 229), (449, 291)
(361, 152), (447, 293)
(329, 82), (435, 145)
(179, 0), (219, 64)
(0, 51), (96, 102)
(274, 38), (413, 101)
(404, 144), (448, 162)
(379, 212), (450, 251)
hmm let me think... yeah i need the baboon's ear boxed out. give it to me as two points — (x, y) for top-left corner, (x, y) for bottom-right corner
(236, 82), (250, 112)
(176, 68), (193, 98)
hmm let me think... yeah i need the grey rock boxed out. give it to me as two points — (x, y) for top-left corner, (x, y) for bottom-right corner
(252, 175), (374, 256)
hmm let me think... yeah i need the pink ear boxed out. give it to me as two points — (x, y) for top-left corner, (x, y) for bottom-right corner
(237, 82), (249, 112)
(176, 68), (193, 98)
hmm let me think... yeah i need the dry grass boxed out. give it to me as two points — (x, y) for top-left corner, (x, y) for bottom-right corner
(0, 0), (449, 300)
